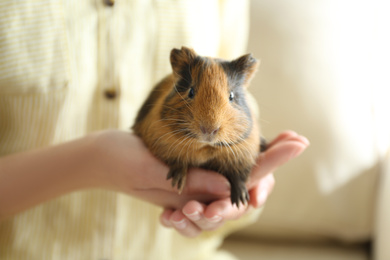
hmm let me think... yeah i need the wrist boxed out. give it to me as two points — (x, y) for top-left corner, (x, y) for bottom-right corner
(85, 130), (170, 194)
(81, 132), (115, 190)
(83, 130), (143, 193)
(0, 134), (108, 219)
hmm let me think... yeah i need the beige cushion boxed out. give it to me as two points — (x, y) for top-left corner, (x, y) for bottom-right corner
(221, 238), (368, 260)
(240, 0), (390, 242)
(374, 150), (390, 259)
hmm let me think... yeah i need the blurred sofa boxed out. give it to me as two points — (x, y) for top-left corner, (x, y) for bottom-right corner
(221, 1), (390, 259)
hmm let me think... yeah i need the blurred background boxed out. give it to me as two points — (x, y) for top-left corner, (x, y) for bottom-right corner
(222, 1), (390, 259)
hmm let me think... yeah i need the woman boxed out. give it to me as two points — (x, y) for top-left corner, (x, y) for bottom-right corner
(0, 1), (308, 259)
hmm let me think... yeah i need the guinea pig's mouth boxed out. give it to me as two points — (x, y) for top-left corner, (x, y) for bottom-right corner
(215, 141), (235, 147)
(197, 139), (217, 146)
(191, 127), (236, 147)
(192, 131), (237, 147)
(196, 138), (234, 147)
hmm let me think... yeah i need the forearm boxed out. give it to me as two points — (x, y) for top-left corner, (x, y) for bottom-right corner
(0, 135), (100, 221)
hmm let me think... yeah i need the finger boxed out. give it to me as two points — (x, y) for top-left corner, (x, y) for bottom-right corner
(181, 133), (307, 196)
(146, 156), (230, 196)
(204, 198), (249, 222)
(169, 209), (201, 237)
(249, 173), (275, 208)
(249, 134), (309, 186)
(265, 130), (299, 149)
(259, 139), (307, 173)
(154, 167), (230, 203)
(183, 199), (254, 233)
(182, 200), (226, 231)
(182, 168), (230, 196)
(160, 209), (174, 228)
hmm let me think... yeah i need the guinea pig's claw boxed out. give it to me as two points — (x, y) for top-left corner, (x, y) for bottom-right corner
(260, 137), (268, 152)
(167, 166), (187, 194)
(231, 184), (250, 208)
(174, 176), (186, 194)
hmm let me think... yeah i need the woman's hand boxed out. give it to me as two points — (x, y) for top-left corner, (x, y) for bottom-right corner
(159, 131), (309, 237)
(0, 129), (230, 220)
(92, 130), (231, 208)
(0, 129), (308, 229)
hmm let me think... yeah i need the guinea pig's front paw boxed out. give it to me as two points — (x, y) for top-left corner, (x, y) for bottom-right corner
(166, 165), (187, 194)
(260, 137), (268, 152)
(230, 182), (249, 207)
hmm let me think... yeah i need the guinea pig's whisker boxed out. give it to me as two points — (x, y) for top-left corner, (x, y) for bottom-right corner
(150, 118), (188, 128)
(174, 85), (194, 113)
(160, 104), (189, 116)
(221, 139), (237, 160)
(159, 117), (188, 122)
(234, 137), (253, 159)
(148, 103), (190, 118)
(234, 113), (251, 122)
(259, 117), (270, 125)
(185, 138), (196, 163)
(178, 135), (194, 163)
(230, 142), (244, 161)
(225, 129), (250, 154)
(173, 70), (191, 85)
(164, 134), (186, 158)
(165, 139), (182, 159)
(222, 133), (247, 159)
(238, 144), (251, 160)
(160, 122), (191, 130)
(166, 132), (193, 159)
(165, 120), (190, 127)
(176, 133), (194, 149)
(215, 138), (225, 156)
(151, 128), (188, 150)
(230, 144), (241, 162)
(151, 131), (180, 149)
(153, 116), (190, 127)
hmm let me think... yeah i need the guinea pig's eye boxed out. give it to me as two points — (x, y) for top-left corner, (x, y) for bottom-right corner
(188, 87), (195, 99)
(229, 91), (235, 101)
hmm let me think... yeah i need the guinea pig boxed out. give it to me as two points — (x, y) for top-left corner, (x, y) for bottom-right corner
(132, 47), (266, 207)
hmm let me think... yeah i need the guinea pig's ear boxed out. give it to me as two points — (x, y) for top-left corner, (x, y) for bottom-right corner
(230, 53), (259, 86)
(170, 46), (197, 74)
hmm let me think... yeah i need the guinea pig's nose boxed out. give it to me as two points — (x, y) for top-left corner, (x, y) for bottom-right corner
(200, 126), (220, 136)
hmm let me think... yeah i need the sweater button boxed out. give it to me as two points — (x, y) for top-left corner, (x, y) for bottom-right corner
(104, 89), (117, 99)
(103, 0), (115, 7)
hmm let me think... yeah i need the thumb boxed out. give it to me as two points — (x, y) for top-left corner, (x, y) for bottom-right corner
(250, 133), (309, 184)
(181, 168), (231, 196)
(151, 164), (230, 196)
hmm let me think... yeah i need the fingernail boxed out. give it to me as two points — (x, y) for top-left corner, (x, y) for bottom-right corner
(207, 181), (230, 194)
(300, 136), (310, 146)
(172, 219), (187, 230)
(257, 190), (268, 207)
(206, 215), (222, 223)
(161, 217), (172, 227)
(290, 146), (304, 160)
(185, 211), (201, 221)
(290, 136), (310, 159)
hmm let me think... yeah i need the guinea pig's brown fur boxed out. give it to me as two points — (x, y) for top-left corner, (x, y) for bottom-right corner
(132, 47), (264, 206)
